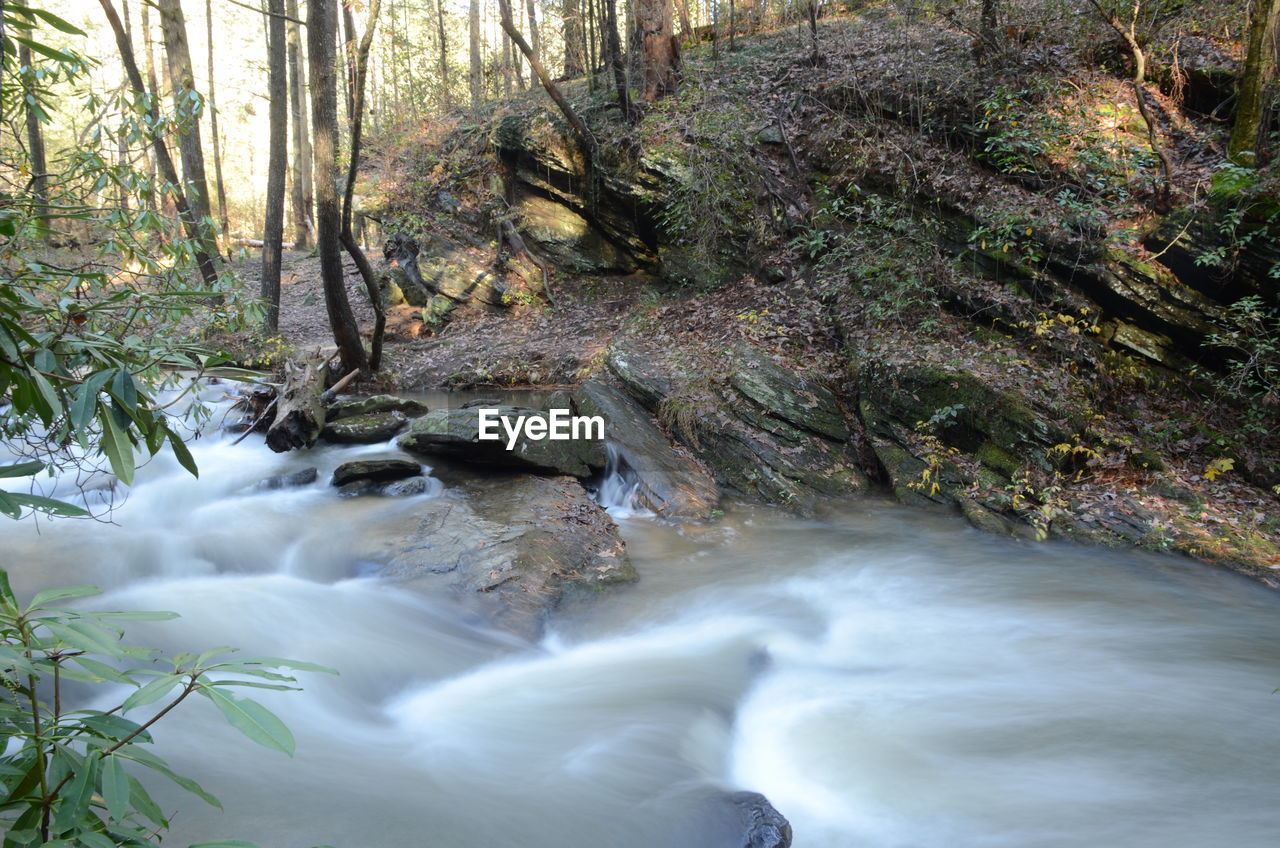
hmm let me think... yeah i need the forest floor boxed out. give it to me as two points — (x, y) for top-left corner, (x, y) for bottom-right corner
(230, 10), (1280, 581)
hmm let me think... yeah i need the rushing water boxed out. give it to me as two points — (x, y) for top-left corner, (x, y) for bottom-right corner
(3, 389), (1279, 848)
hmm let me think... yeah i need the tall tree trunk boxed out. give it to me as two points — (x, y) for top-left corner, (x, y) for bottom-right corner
(141, 0), (159, 213)
(585, 0), (597, 91)
(309, 0), (369, 376)
(262, 0), (288, 333)
(729, 0), (735, 51)
(1229, 0), (1280, 165)
(341, 1), (358, 124)
(603, 0), (633, 120)
(469, 0), (482, 105)
(17, 43), (48, 206)
(205, 0), (229, 235)
(502, 15), (514, 94)
(287, 0), (315, 249)
(673, 0), (691, 41)
(637, 0), (679, 102)
(564, 0), (584, 76)
(98, 0), (218, 286)
(156, 0), (221, 281)
(436, 0), (452, 106)
(525, 0), (541, 64)
(341, 0), (385, 372)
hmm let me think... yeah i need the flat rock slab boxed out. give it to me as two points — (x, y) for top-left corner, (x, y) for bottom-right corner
(364, 475), (633, 639)
(331, 458), (422, 487)
(573, 380), (719, 519)
(397, 406), (606, 478)
(321, 411), (409, 444)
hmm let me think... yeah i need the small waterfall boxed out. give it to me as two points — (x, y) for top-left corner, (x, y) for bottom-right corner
(595, 443), (649, 518)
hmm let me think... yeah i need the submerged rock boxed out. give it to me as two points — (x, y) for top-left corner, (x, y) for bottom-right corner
(337, 474), (430, 498)
(573, 380), (719, 519)
(321, 411), (409, 444)
(331, 458), (422, 488)
(255, 467), (318, 491)
(397, 406), (606, 478)
(365, 474), (633, 639)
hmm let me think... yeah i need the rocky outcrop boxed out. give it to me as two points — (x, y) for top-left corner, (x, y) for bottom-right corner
(254, 467), (318, 491)
(397, 406), (607, 477)
(321, 411), (408, 444)
(854, 354), (1081, 532)
(606, 342), (869, 507)
(573, 380), (719, 519)
(365, 474), (633, 639)
(377, 234), (507, 332)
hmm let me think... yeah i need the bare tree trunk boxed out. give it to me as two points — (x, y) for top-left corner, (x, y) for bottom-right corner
(603, 0), (634, 120)
(638, 0), (679, 102)
(564, 0), (585, 76)
(309, 0), (369, 376)
(17, 43), (48, 206)
(437, 0), (452, 106)
(262, 0), (288, 333)
(341, 0), (385, 372)
(286, 0), (315, 248)
(585, 0), (597, 91)
(139, 1), (159, 213)
(729, 0), (735, 51)
(156, 0), (221, 283)
(341, 1), (358, 124)
(100, 0), (218, 286)
(206, 0), (229, 235)
(469, 0), (482, 105)
(501, 16), (514, 94)
(673, 0), (691, 41)
(1229, 0), (1280, 165)
(525, 0), (541, 65)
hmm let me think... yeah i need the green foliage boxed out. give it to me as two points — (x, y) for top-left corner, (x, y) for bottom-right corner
(1201, 296), (1280, 436)
(0, 572), (335, 847)
(0, 4), (264, 518)
(794, 185), (943, 327)
(975, 81), (1156, 210)
(1196, 161), (1280, 275)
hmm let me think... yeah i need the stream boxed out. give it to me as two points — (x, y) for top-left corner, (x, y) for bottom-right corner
(2, 383), (1279, 847)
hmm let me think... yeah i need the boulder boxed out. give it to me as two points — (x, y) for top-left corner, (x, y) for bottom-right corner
(573, 380), (719, 519)
(397, 406), (606, 477)
(321, 411), (408, 444)
(364, 474), (633, 639)
(331, 458), (422, 488)
(328, 394), (429, 420)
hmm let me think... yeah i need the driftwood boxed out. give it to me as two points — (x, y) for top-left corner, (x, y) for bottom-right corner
(265, 349), (329, 452)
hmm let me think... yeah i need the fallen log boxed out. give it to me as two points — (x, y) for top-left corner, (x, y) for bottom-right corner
(265, 349), (329, 452)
